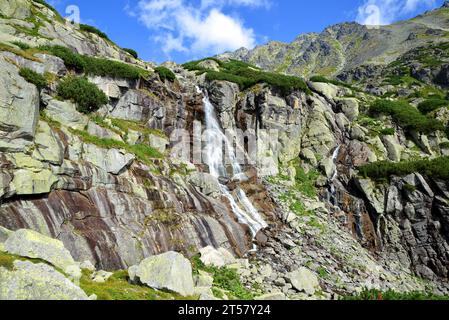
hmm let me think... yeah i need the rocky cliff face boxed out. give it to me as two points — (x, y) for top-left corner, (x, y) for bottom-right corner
(1, 0), (449, 299)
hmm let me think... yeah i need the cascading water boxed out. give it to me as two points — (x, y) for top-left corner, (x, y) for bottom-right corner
(200, 88), (268, 237)
(329, 146), (341, 208)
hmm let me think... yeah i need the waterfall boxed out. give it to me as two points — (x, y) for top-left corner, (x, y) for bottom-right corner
(200, 89), (268, 237)
(329, 146), (341, 208)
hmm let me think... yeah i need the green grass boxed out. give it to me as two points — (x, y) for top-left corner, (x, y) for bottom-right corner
(342, 289), (449, 300)
(0, 42), (42, 62)
(358, 156), (449, 181)
(369, 99), (445, 134)
(183, 58), (310, 95)
(11, 41), (30, 50)
(79, 270), (196, 300)
(122, 48), (138, 59)
(79, 24), (110, 41)
(70, 129), (163, 164)
(191, 256), (255, 300)
(155, 66), (176, 82)
(57, 76), (108, 114)
(19, 67), (47, 91)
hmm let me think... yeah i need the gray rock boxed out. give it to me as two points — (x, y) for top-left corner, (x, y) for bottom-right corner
(43, 98), (89, 131)
(0, 58), (39, 152)
(4, 229), (79, 275)
(131, 252), (195, 296)
(83, 144), (135, 175)
(199, 246), (236, 267)
(91, 270), (113, 283)
(0, 260), (88, 300)
(286, 267), (320, 295)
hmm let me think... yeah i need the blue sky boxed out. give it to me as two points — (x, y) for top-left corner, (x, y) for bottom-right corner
(48, 0), (445, 63)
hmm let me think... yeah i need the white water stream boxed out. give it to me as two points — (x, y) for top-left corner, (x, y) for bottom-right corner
(201, 89), (268, 236)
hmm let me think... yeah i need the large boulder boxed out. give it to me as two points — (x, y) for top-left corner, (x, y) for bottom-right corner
(286, 267), (320, 295)
(83, 144), (135, 175)
(337, 98), (359, 121)
(0, 58), (39, 152)
(308, 82), (339, 100)
(130, 251), (195, 296)
(0, 261), (88, 300)
(188, 173), (222, 197)
(4, 229), (79, 275)
(199, 246), (236, 268)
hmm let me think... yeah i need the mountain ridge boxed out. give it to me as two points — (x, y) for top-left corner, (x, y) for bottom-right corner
(219, 2), (449, 78)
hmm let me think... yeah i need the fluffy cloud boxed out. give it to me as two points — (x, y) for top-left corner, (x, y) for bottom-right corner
(356, 0), (436, 26)
(129, 0), (269, 57)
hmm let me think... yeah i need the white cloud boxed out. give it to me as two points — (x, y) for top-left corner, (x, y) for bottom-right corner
(356, 0), (436, 26)
(129, 0), (268, 57)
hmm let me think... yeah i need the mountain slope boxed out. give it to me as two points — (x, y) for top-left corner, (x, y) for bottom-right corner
(1, 0), (449, 300)
(220, 2), (449, 78)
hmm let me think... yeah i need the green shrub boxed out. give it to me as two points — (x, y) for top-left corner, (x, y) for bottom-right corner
(440, 142), (449, 149)
(358, 156), (449, 181)
(122, 48), (138, 59)
(183, 58), (310, 95)
(82, 56), (144, 80)
(38, 45), (86, 72)
(11, 41), (30, 50)
(154, 66), (176, 82)
(38, 45), (147, 80)
(19, 68), (47, 90)
(418, 99), (448, 114)
(57, 77), (108, 114)
(378, 128), (395, 136)
(79, 24), (109, 40)
(369, 99), (445, 134)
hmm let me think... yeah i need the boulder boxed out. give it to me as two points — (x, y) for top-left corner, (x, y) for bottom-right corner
(4, 229), (79, 274)
(286, 267), (320, 295)
(382, 135), (403, 162)
(148, 134), (169, 153)
(130, 251), (195, 296)
(80, 260), (96, 272)
(91, 270), (113, 283)
(199, 246), (236, 267)
(83, 144), (135, 175)
(0, 58), (39, 152)
(338, 98), (359, 121)
(43, 98), (89, 131)
(0, 261), (88, 300)
(188, 173), (221, 197)
(11, 169), (58, 195)
(308, 82), (339, 100)
(32, 121), (64, 165)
